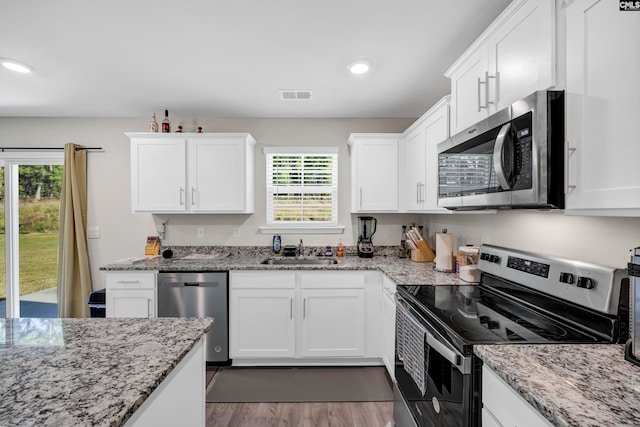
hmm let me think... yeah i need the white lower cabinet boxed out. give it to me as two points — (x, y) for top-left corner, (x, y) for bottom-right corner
(105, 271), (157, 318)
(381, 275), (396, 380)
(230, 288), (296, 358)
(482, 365), (552, 427)
(229, 270), (380, 363)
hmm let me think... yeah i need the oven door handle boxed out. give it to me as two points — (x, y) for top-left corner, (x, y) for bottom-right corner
(426, 333), (466, 371)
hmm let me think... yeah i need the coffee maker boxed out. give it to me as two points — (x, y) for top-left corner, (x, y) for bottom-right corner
(357, 216), (377, 258)
(625, 247), (640, 366)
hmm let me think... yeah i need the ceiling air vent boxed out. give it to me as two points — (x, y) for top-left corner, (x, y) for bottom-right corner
(279, 90), (314, 100)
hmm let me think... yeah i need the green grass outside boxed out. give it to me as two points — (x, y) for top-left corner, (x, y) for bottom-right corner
(0, 234), (59, 300)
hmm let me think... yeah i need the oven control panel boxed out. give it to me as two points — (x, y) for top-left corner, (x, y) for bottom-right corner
(478, 244), (627, 316)
(507, 256), (550, 278)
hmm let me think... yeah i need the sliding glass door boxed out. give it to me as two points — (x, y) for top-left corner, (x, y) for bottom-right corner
(0, 152), (64, 318)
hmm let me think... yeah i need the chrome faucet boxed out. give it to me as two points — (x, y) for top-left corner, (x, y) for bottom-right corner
(298, 239), (304, 257)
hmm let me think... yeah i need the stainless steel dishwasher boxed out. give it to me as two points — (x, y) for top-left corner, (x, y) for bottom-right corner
(157, 271), (228, 363)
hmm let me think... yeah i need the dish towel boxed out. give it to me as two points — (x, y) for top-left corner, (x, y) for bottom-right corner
(396, 301), (430, 395)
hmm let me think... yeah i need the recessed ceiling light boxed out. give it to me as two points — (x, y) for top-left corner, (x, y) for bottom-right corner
(0, 58), (34, 74)
(348, 60), (370, 75)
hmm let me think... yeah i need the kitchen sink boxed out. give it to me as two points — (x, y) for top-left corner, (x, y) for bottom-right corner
(260, 257), (338, 266)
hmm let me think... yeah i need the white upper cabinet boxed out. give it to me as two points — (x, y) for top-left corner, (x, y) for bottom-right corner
(446, 0), (555, 135)
(348, 133), (400, 212)
(402, 96), (450, 213)
(128, 133), (255, 213)
(563, 0), (640, 215)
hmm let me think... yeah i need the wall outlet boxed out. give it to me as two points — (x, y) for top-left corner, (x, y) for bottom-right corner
(197, 227), (205, 239)
(88, 226), (100, 239)
(232, 227), (239, 238)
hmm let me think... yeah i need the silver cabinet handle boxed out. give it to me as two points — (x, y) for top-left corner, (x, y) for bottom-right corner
(566, 142), (577, 192)
(116, 280), (140, 284)
(478, 71), (496, 112)
(290, 298), (293, 319)
(191, 187), (196, 206)
(179, 187), (184, 206)
(477, 76), (485, 112)
(303, 298), (306, 319)
(416, 182), (420, 204)
(148, 299), (152, 318)
(493, 123), (512, 190)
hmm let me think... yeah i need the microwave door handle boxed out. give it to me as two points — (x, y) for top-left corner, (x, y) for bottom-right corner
(493, 123), (512, 190)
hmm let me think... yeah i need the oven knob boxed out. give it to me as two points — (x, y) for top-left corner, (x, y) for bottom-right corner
(489, 255), (500, 264)
(576, 276), (595, 289)
(479, 315), (490, 324)
(480, 253), (491, 261)
(559, 272), (575, 284)
(487, 321), (500, 329)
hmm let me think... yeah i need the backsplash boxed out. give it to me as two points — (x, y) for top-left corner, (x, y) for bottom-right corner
(161, 245), (400, 259)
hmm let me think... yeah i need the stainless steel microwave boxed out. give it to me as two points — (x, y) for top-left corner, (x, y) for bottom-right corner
(437, 90), (565, 210)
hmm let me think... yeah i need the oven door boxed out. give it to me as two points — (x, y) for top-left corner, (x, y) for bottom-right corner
(394, 295), (478, 427)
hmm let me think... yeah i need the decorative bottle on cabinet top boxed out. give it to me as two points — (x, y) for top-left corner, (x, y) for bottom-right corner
(162, 110), (170, 133)
(149, 113), (159, 132)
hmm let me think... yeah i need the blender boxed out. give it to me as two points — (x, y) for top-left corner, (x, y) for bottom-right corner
(357, 216), (377, 258)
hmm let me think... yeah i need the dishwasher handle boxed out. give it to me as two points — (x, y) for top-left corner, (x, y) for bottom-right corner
(183, 282), (200, 286)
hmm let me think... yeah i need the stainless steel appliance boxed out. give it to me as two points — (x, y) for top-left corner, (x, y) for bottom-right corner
(437, 90), (564, 210)
(357, 216), (377, 258)
(625, 247), (640, 366)
(394, 244), (629, 427)
(157, 271), (229, 363)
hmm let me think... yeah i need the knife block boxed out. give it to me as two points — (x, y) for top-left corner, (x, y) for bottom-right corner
(411, 249), (429, 262)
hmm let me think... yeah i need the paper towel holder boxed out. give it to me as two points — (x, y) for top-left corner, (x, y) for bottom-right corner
(434, 229), (456, 273)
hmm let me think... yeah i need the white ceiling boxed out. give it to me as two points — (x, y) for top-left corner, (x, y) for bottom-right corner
(0, 0), (511, 118)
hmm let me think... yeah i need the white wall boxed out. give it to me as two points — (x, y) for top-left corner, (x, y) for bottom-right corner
(0, 117), (415, 289)
(424, 211), (640, 269)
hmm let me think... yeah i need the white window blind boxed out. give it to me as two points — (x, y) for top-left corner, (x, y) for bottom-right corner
(266, 148), (338, 226)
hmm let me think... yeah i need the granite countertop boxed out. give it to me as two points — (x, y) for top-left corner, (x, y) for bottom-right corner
(474, 344), (640, 427)
(0, 317), (213, 427)
(100, 246), (470, 286)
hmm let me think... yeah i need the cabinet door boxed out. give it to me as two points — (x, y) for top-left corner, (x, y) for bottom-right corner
(488, 0), (555, 112)
(423, 99), (450, 211)
(130, 138), (187, 212)
(230, 289), (296, 358)
(404, 127), (426, 211)
(188, 137), (250, 212)
(565, 0), (640, 213)
(350, 135), (399, 212)
(482, 366), (552, 427)
(448, 46), (489, 135)
(300, 289), (365, 357)
(106, 289), (155, 318)
(382, 291), (396, 380)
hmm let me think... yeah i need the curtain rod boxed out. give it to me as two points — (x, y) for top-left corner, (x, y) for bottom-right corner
(0, 147), (102, 152)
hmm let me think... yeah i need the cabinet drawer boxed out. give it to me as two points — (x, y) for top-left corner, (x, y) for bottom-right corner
(300, 271), (365, 289)
(106, 272), (156, 290)
(230, 271), (296, 289)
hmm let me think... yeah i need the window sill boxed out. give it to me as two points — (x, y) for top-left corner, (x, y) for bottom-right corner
(259, 225), (345, 234)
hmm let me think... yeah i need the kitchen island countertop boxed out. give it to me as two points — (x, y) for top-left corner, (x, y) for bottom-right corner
(0, 317), (213, 427)
(100, 246), (469, 286)
(474, 344), (640, 427)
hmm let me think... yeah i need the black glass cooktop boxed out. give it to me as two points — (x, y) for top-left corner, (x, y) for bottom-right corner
(397, 277), (616, 352)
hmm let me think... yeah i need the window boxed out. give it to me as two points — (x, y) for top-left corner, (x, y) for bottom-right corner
(265, 147), (338, 229)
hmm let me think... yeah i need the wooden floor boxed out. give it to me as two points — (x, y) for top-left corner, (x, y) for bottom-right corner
(205, 369), (394, 427)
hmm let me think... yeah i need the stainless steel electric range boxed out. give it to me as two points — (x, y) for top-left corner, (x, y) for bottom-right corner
(394, 244), (630, 427)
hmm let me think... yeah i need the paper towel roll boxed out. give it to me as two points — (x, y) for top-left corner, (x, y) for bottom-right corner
(434, 231), (454, 272)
